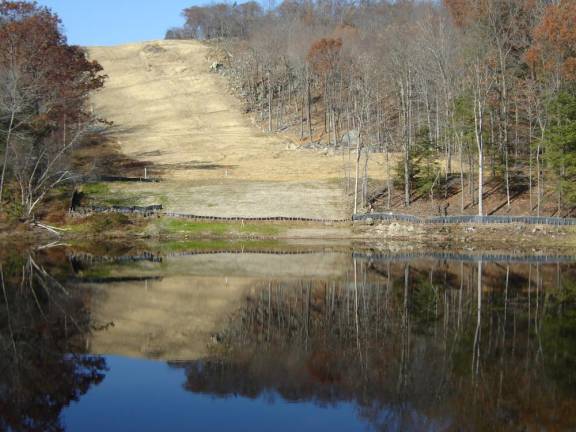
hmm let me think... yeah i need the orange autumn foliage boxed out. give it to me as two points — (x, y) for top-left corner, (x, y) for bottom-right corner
(526, 0), (576, 81)
(306, 37), (342, 77)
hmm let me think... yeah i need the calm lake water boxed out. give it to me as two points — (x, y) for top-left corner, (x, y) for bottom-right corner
(1, 243), (576, 431)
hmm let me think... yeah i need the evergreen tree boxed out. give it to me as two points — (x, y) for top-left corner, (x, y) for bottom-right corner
(543, 92), (576, 208)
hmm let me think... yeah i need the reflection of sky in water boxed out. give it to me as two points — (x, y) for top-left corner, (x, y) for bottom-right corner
(63, 356), (373, 432)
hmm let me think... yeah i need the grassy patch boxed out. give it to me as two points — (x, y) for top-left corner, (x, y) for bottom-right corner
(238, 223), (281, 236)
(61, 215), (285, 239)
(81, 183), (110, 195)
(68, 213), (135, 235)
(152, 239), (282, 253)
(158, 239), (232, 252)
(78, 265), (113, 279)
(325, 177), (346, 186)
(80, 183), (146, 207)
(159, 219), (229, 236)
(156, 218), (282, 237)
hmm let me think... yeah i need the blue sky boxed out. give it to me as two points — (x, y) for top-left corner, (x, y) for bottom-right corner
(38, 0), (198, 46)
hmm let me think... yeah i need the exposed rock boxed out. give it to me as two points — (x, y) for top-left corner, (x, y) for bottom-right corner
(209, 62), (223, 72)
(368, 221), (425, 237)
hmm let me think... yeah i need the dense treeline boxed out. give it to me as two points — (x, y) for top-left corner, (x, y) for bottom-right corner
(168, 0), (576, 216)
(0, 1), (105, 219)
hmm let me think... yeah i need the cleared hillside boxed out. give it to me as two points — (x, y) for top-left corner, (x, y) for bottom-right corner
(87, 40), (370, 219)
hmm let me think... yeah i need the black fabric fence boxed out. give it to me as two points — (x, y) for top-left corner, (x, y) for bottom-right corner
(162, 212), (349, 223)
(70, 205), (576, 226)
(353, 212), (576, 226)
(72, 204), (163, 216)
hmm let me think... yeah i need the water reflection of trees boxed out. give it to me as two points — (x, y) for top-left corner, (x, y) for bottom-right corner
(0, 250), (106, 432)
(176, 259), (576, 431)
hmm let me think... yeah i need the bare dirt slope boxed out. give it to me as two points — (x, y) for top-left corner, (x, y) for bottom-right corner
(88, 40), (358, 219)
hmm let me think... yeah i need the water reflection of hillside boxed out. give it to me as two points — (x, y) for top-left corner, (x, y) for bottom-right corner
(169, 258), (576, 431)
(77, 251), (349, 359)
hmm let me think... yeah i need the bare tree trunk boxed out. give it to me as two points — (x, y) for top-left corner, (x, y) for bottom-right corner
(267, 74), (272, 133)
(324, 83), (329, 137)
(536, 128), (544, 217)
(307, 71), (312, 143)
(458, 132), (465, 212)
(383, 110), (393, 209)
(386, 137), (392, 209)
(529, 146), (533, 213)
(473, 63), (486, 216)
(477, 130), (484, 216)
(0, 110), (15, 210)
(490, 111), (496, 177)
(504, 143), (511, 209)
(300, 96), (304, 139)
(277, 84), (283, 130)
(514, 99), (519, 159)
(468, 144), (475, 206)
(354, 125), (362, 214)
(528, 111), (533, 212)
(362, 146), (369, 208)
(558, 158), (564, 215)
(406, 72), (413, 207)
(333, 108), (338, 148)
(498, 41), (510, 199)
(400, 75), (412, 207)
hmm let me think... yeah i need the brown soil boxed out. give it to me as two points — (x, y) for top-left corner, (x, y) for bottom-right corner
(369, 175), (576, 218)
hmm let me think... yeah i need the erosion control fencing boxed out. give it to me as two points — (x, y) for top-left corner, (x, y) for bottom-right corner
(353, 213), (576, 226)
(72, 204), (163, 216)
(162, 212), (350, 223)
(70, 205), (576, 227)
(70, 204), (348, 222)
(69, 252), (162, 265)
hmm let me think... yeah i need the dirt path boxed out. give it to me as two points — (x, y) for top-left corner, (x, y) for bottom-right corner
(88, 40), (355, 219)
